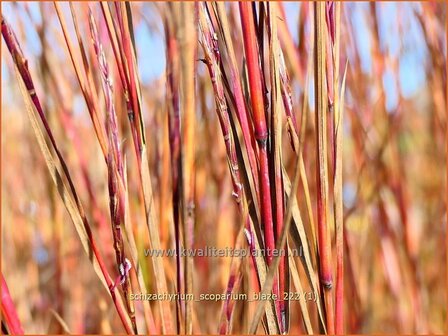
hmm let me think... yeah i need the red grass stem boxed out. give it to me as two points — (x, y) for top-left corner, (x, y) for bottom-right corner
(239, 1), (275, 266)
(1, 276), (24, 335)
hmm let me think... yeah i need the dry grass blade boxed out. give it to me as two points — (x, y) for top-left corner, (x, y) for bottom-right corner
(140, 150), (174, 334)
(282, 170), (327, 333)
(13, 63), (133, 335)
(2, 16), (133, 334)
(49, 309), (71, 334)
(314, 2), (334, 333)
(332, 3), (344, 332)
(278, 26), (318, 263)
(267, 4), (286, 332)
(281, 66), (326, 331)
(334, 61), (348, 335)
(122, 159), (157, 334)
(287, 249), (313, 334)
(53, 2), (108, 159)
(175, 3), (197, 334)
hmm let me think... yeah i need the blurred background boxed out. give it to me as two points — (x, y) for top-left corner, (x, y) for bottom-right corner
(1, 1), (446, 334)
